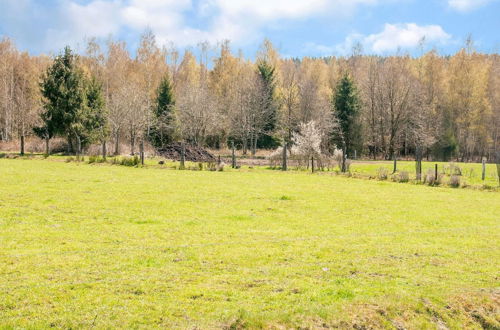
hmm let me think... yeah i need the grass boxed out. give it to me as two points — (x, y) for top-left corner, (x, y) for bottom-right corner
(0, 158), (499, 328)
(349, 160), (499, 187)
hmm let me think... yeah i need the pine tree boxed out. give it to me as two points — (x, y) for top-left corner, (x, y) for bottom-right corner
(149, 74), (176, 149)
(257, 60), (279, 149)
(38, 47), (87, 154)
(37, 46), (107, 155)
(332, 73), (362, 172)
(85, 77), (108, 154)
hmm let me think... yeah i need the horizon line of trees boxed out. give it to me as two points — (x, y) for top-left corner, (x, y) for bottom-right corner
(0, 32), (499, 162)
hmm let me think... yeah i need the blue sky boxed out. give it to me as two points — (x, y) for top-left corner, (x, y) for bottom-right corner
(1, 0), (499, 58)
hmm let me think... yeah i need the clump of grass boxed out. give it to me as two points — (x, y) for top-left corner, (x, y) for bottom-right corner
(449, 175), (461, 188)
(377, 167), (388, 180)
(121, 156), (140, 166)
(65, 156), (75, 163)
(88, 155), (106, 164)
(424, 169), (436, 186)
(279, 195), (292, 200)
(206, 162), (217, 171)
(392, 171), (409, 183)
(110, 156), (140, 167)
(445, 163), (462, 176)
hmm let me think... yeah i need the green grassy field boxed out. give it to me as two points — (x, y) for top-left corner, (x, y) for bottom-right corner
(348, 160), (499, 187)
(0, 158), (499, 328)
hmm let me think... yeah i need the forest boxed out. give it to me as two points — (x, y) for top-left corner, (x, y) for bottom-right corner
(0, 32), (498, 162)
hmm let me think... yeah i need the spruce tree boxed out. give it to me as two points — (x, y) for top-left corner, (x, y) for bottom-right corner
(256, 61), (279, 149)
(38, 46), (107, 155)
(332, 73), (362, 171)
(149, 74), (176, 149)
(85, 77), (108, 151)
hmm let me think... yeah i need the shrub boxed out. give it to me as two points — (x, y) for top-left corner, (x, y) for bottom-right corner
(392, 170), (410, 183)
(424, 169), (436, 186)
(119, 156), (140, 167)
(216, 162), (225, 172)
(88, 155), (106, 164)
(445, 163), (462, 176)
(206, 162), (216, 171)
(377, 167), (388, 180)
(267, 147), (284, 169)
(449, 175), (461, 188)
(400, 171), (409, 182)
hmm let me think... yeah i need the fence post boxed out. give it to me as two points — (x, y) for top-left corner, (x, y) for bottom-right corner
(482, 157), (486, 181)
(311, 156), (314, 173)
(140, 140), (144, 165)
(282, 140), (287, 171)
(354, 150), (357, 160)
(435, 163), (438, 181)
(180, 143), (185, 170)
(231, 141), (236, 168)
(393, 157), (397, 173)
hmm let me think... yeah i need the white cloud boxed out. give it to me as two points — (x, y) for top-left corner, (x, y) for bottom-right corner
(0, 0), (413, 53)
(448, 0), (495, 12)
(333, 23), (451, 55)
(47, 0), (396, 50)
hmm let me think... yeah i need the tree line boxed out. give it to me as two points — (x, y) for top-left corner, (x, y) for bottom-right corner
(0, 32), (498, 162)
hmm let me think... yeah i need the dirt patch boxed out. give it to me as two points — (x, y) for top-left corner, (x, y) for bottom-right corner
(157, 143), (216, 162)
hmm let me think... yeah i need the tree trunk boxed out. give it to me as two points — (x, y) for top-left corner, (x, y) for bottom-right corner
(20, 135), (25, 156)
(114, 130), (120, 156)
(102, 140), (107, 160)
(252, 132), (257, 156)
(249, 133), (254, 156)
(140, 140), (144, 165)
(282, 141), (287, 171)
(130, 134), (135, 156)
(180, 142), (185, 169)
(242, 138), (248, 155)
(76, 135), (81, 161)
(45, 136), (50, 155)
(231, 141), (236, 169)
(341, 147), (347, 173)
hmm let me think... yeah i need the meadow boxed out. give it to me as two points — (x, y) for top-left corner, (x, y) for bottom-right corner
(0, 157), (499, 328)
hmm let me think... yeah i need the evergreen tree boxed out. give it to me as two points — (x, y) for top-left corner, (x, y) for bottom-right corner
(332, 73), (362, 171)
(432, 108), (457, 161)
(257, 61), (279, 149)
(38, 46), (107, 155)
(149, 74), (176, 149)
(85, 77), (108, 148)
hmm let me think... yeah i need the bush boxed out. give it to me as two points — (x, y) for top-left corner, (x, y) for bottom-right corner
(392, 170), (409, 183)
(424, 169), (436, 186)
(449, 175), (461, 188)
(377, 167), (388, 180)
(88, 155), (106, 164)
(206, 162), (217, 171)
(444, 163), (462, 176)
(216, 163), (225, 171)
(112, 156), (140, 167)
